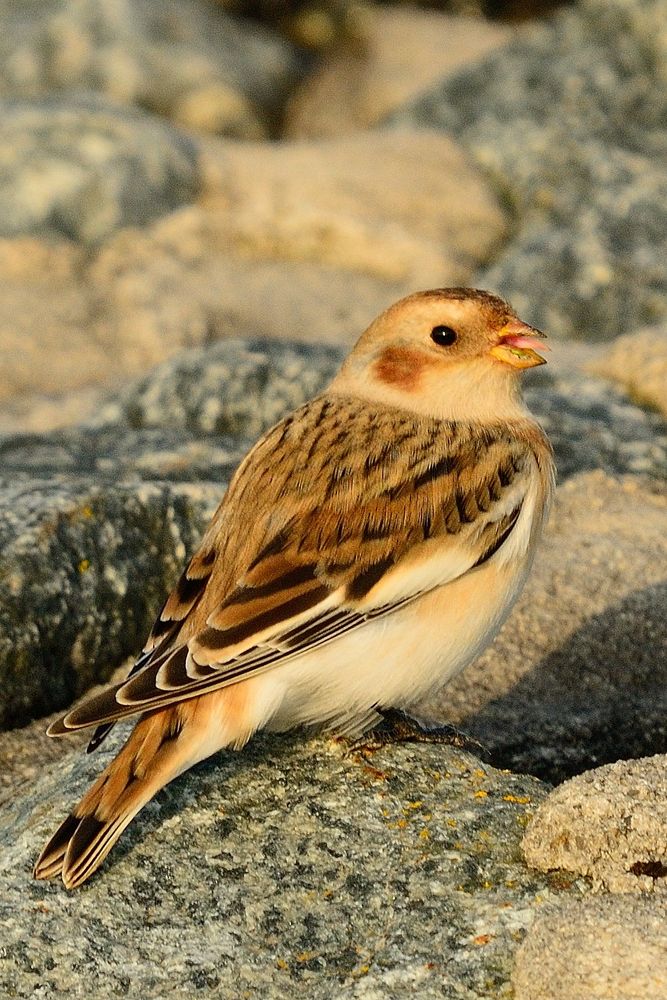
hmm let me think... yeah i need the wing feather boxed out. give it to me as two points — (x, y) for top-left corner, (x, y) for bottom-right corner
(52, 394), (551, 737)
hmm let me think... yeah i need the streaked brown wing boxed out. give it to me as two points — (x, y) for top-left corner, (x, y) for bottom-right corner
(54, 394), (538, 738)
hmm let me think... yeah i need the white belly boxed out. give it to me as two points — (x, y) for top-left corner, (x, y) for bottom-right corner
(263, 551), (532, 737)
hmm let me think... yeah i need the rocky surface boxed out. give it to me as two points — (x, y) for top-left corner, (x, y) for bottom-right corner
(523, 755), (667, 893)
(0, 735), (575, 999)
(522, 363), (667, 481)
(0, 238), (94, 411)
(0, 0), (303, 138)
(95, 127), (504, 362)
(591, 324), (667, 419)
(513, 895), (667, 1000)
(285, 7), (511, 138)
(0, 127), (507, 430)
(112, 337), (343, 442)
(0, 95), (200, 244)
(393, 0), (667, 340)
(0, 0), (665, 993)
(0, 478), (220, 729)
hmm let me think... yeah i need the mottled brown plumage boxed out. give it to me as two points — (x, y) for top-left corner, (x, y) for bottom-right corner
(35, 287), (554, 888)
(49, 404), (549, 736)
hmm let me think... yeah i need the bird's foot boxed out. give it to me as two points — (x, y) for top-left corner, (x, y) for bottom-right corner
(347, 708), (486, 757)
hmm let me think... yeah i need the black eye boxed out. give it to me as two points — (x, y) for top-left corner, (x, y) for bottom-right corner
(430, 325), (457, 347)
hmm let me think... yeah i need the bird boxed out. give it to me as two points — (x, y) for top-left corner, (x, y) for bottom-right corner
(34, 287), (554, 889)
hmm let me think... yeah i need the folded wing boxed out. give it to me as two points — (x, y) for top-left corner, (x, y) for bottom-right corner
(49, 395), (538, 738)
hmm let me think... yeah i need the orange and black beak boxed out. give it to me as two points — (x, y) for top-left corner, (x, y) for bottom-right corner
(490, 318), (549, 370)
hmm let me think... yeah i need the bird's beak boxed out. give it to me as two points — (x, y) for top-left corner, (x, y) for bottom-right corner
(490, 319), (549, 369)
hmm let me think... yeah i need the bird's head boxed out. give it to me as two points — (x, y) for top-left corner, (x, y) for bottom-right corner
(332, 288), (548, 423)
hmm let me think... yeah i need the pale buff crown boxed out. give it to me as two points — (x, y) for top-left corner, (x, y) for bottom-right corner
(331, 288), (538, 424)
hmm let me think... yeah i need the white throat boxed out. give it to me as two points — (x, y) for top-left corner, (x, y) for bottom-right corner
(331, 357), (532, 425)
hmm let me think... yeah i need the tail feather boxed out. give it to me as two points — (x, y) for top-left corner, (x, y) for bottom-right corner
(32, 812), (81, 880)
(63, 813), (131, 889)
(34, 704), (209, 889)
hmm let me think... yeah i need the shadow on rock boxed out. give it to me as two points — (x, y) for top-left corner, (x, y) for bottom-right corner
(465, 582), (667, 784)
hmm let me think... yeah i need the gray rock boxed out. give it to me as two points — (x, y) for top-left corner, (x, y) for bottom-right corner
(522, 755), (667, 894)
(590, 323), (667, 419)
(0, 735), (579, 998)
(0, 96), (199, 243)
(0, 426), (246, 486)
(0, 478), (220, 728)
(0, 0), (304, 138)
(513, 895), (667, 1000)
(523, 364), (667, 481)
(392, 0), (667, 340)
(116, 337), (343, 442)
(138, 0), (305, 129)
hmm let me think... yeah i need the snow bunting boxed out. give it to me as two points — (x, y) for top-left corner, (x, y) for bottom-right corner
(35, 287), (554, 888)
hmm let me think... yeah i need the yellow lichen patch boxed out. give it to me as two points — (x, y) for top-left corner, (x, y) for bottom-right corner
(387, 817), (408, 830)
(474, 789), (488, 799)
(275, 959), (288, 971)
(502, 794), (531, 804)
(351, 964), (370, 978)
(78, 558), (90, 573)
(419, 828), (430, 841)
(473, 934), (492, 946)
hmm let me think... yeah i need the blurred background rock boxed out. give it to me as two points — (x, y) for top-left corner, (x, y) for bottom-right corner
(1, 0), (665, 430)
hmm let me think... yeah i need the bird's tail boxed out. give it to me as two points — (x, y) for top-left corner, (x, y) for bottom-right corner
(34, 702), (210, 889)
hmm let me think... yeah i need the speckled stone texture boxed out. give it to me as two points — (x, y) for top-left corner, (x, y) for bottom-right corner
(591, 324), (667, 418)
(392, 0), (667, 340)
(0, 479), (220, 728)
(115, 338), (343, 442)
(0, 96), (200, 243)
(0, 340), (342, 483)
(522, 755), (667, 893)
(0, 736), (573, 998)
(513, 895), (667, 1000)
(0, 0), (303, 139)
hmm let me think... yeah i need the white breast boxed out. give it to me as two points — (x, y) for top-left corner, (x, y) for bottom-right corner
(263, 541), (534, 737)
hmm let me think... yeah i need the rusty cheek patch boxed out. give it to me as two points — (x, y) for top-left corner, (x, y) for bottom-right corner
(373, 346), (428, 391)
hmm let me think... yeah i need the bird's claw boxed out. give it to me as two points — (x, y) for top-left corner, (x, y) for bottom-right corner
(345, 708), (487, 758)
